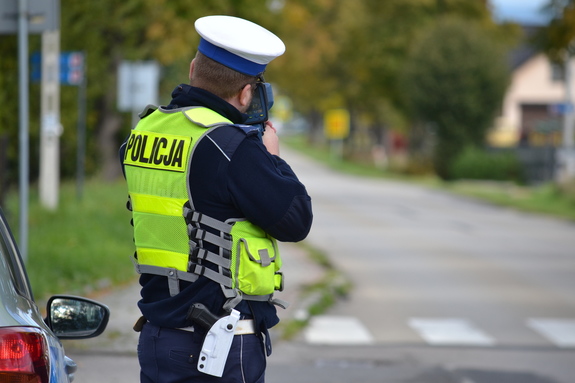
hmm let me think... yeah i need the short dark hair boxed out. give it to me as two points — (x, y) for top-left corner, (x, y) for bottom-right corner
(191, 52), (259, 100)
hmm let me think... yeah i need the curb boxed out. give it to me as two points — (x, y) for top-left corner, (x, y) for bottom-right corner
(274, 241), (352, 340)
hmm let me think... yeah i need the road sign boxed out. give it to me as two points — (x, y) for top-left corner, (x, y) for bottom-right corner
(324, 108), (350, 140)
(61, 52), (84, 85)
(31, 51), (85, 85)
(549, 103), (574, 115)
(117, 61), (160, 112)
(0, 0), (59, 34)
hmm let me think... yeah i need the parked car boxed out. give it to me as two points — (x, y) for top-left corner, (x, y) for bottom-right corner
(0, 207), (109, 382)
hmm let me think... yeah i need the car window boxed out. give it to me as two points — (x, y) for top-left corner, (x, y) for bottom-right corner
(0, 209), (34, 300)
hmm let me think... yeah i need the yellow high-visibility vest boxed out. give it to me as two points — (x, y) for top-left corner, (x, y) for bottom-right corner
(123, 106), (284, 308)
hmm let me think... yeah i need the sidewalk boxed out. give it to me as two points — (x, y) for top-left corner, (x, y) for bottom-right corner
(63, 241), (325, 355)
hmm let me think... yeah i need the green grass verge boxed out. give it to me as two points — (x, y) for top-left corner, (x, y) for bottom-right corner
(277, 241), (353, 340)
(4, 179), (136, 301)
(438, 180), (575, 222)
(283, 134), (403, 179)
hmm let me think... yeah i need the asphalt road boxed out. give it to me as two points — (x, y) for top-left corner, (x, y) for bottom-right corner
(66, 146), (575, 383)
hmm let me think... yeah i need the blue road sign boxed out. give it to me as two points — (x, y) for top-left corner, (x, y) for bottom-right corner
(31, 51), (85, 85)
(549, 103), (574, 115)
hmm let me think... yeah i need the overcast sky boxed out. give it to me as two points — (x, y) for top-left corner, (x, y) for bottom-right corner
(491, 0), (550, 25)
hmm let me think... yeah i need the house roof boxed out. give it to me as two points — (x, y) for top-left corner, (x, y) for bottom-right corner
(508, 25), (542, 70)
(510, 45), (538, 69)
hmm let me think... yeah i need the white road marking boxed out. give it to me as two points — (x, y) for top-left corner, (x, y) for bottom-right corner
(408, 318), (496, 346)
(527, 318), (575, 348)
(304, 315), (374, 345)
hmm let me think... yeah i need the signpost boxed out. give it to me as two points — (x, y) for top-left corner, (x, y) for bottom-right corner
(117, 61), (160, 127)
(32, 50), (87, 200)
(39, 30), (61, 210)
(67, 52), (88, 200)
(324, 108), (350, 161)
(549, 103), (574, 115)
(0, 0), (59, 34)
(17, 0), (30, 261)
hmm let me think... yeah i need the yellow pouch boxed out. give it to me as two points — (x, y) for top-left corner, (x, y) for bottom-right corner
(231, 221), (282, 296)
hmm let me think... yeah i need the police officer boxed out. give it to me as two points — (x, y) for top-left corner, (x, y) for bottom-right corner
(120, 15), (313, 383)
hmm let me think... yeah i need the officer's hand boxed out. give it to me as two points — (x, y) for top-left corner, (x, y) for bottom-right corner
(262, 121), (280, 156)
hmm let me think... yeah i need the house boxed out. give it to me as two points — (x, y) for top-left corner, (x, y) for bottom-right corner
(488, 26), (574, 148)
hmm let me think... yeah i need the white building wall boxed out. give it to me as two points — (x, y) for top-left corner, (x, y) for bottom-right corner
(490, 54), (575, 146)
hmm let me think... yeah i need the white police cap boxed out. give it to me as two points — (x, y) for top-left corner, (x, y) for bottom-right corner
(195, 15), (285, 76)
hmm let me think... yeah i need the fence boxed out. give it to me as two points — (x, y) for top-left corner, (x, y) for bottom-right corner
(490, 146), (556, 184)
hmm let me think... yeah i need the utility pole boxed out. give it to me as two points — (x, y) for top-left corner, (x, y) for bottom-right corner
(18, 0), (30, 261)
(39, 29), (61, 210)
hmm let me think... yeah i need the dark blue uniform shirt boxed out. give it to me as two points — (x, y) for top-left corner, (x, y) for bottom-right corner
(120, 84), (313, 339)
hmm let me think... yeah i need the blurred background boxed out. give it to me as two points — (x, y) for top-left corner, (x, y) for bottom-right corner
(1, 0), (575, 191)
(0, 0), (574, 325)
(2, 2), (575, 382)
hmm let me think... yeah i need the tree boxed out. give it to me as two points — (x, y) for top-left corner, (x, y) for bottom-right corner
(60, 0), (280, 180)
(0, 0), (277, 189)
(400, 17), (510, 179)
(270, 0), (511, 156)
(534, 0), (575, 61)
(0, 36), (21, 204)
(0, 0), (517, 192)
(266, 0), (349, 143)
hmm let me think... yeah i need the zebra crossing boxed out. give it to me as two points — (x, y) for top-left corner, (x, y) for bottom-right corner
(304, 315), (575, 348)
(407, 317), (495, 346)
(526, 318), (575, 348)
(303, 316), (375, 345)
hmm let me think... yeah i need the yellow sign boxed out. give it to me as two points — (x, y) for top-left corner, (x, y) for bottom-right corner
(324, 109), (350, 139)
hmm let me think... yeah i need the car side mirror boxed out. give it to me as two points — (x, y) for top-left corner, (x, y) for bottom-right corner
(45, 295), (110, 340)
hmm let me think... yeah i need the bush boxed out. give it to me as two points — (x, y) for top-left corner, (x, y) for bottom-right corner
(401, 17), (510, 180)
(556, 179), (575, 205)
(450, 147), (523, 182)
(5, 179), (135, 301)
(403, 154), (436, 176)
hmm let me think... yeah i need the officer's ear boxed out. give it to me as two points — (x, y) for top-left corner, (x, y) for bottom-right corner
(188, 59), (196, 83)
(238, 84), (252, 109)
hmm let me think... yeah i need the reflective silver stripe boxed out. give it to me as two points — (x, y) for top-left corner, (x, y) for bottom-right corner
(207, 135), (231, 161)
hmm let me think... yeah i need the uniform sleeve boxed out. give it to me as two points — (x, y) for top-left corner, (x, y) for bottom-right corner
(226, 137), (312, 242)
(119, 140), (127, 178)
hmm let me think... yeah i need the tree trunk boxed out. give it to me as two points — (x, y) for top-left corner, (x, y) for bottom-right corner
(97, 110), (124, 181)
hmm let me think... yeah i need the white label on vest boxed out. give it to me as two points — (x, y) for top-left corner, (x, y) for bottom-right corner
(124, 131), (191, 172)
